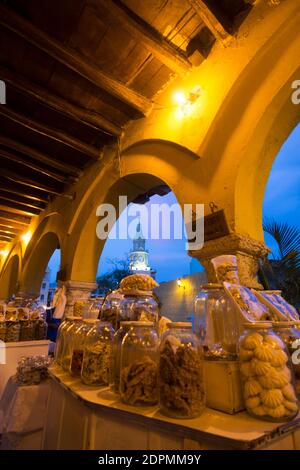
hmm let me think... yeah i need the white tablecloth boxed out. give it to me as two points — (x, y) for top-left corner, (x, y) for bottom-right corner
(0, 377), (50, 449)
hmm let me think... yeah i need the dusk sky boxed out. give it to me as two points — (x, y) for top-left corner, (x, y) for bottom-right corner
(48, 123), (300, 284)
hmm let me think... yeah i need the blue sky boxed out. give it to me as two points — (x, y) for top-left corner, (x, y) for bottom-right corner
(47, 123), (300, 283)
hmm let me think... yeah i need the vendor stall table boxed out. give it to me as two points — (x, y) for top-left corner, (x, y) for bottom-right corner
(0, 340), (49, 399)
(0, 376), (50, 449)
(43, 365), (300, 450)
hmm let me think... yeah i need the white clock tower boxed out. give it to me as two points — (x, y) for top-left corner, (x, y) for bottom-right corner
(129, 222), (154, 276)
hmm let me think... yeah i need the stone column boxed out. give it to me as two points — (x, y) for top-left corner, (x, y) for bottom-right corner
(61, 280), (98, 317)
(189, 233), (270, 289)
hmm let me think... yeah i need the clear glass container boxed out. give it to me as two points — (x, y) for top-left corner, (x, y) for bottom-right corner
(120, 321), (159, 406)
(194, 283), (238, 360)
(159, 322), (205, 418)
(117, 293), (159, 330)
(0, 319), (6, 342)
(239, 322), (298, 422)
(54, 317), (73, 365)
(34, 318), (48, 340)
(61, 317), (83, 371)
(81, 321), (114, 386)
(5, 321), (21, 342)
(272, 321), (300, 380)
(100, 292), (123, 330)
(19, 319), (34, 341)
(110, 321), (132, 393)
(86, 297), (103, 320)
(73, 301), (86, 317)
(69, 319), (96, 376)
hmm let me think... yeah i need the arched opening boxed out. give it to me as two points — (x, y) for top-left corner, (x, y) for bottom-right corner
(21, 232), (60, 298)
(0, 254), (19, 300)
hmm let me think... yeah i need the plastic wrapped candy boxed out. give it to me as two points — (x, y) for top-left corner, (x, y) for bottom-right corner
(16, 355), (52, 385)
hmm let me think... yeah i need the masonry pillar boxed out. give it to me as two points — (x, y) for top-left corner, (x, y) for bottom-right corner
(189, 233), (270, 289)
(61, 280), (98, 317)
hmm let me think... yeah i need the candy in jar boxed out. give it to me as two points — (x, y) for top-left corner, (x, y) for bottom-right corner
(239, 322), (298, 422)
(70, 319), (95, 375)
(5, 321), (20, 342)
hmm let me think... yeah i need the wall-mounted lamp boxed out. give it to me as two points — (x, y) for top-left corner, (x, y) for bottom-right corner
(177, 278), (185, 289)
(173, 85), (201, 119)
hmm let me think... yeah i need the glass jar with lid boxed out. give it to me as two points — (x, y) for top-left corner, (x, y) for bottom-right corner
(110, 321), (132, 392)
(54, 317), (73, 365)
(86, 297), (103, 320)
(0, 319), (6, 342)
(19, 319), (34, 341)
(194, 283), (238, 360)
(159, 322), (205, 418)
(61, 317), (83, 371)
(69, 319), (96, 376)
(81, 321), (114, 386)
(100, 291), (123, 330)
(272, 321), (300, 380)
(120, 321), (159, 406)
(117, 292), (159, 330)
(239, 322), (298, 422)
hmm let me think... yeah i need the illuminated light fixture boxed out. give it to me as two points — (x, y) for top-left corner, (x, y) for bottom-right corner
(0, 249), (8, 258)
(177, 278), (185, 289)
(173, 86), (201, 119)
(21, 231), (31, 244)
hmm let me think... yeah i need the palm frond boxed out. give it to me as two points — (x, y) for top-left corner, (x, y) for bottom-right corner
(263, 219), (300, 260)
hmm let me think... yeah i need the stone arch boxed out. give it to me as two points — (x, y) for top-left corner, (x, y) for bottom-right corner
(67, 139), (205, 282)
(0, 254), (20, 300)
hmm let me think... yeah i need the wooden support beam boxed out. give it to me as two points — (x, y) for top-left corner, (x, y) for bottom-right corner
(0, 106), (100, 160)
(0, 148), (68, 183)
(1, 168), (63, 196)
(0, 190), (45, 210)
(0, 66), (122, 137)
(0, 225), (22, 235)
(0, 231), (15, 239)
(0, 200), (41, 216)
(188, 0), (232, 45)
(0, 4), (152, 116)
(0, 135), (81, 179)
(0, 210), (31, 226)
(0, 235), (14, 242)
(96, 0), (191, 74)
(0, 178), (49, 204)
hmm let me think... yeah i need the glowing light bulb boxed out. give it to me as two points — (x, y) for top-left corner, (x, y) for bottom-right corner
(21, 231), (31, 244)
(173, 91), (187, 106)
(177, 278), (183, 287)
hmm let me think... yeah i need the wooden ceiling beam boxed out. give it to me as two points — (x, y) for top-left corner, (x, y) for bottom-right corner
(1, 168), (63, 196)
(0, 235), (14, 242)
(0, 211), (31, 226)
(0, 135), (81, 179)
(0, 201), (41, 216)
(97, 0), (191, 74)
(0, 4), (152, 116)
(0, 65), (122, 137)
(0, 190), (45, 210)
(0, 225), (22, 235)
(188, 0), (232, 45)
(0, 148), (68, 183)
(0, 106), (100, 160)
(0, 231), (15, 239)
(0, 178), (49, 204)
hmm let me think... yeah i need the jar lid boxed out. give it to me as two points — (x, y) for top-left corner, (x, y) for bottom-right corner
(200, 283), (223, 289)
(66, 316), (82, 321)
(167, 321), (192, 329)
(243, 321), (272, 329)
(272, 321), (298, 328)
(83, 318), (98, 324)
(122, 290), (153, 297)
(123, 321), (155, 327)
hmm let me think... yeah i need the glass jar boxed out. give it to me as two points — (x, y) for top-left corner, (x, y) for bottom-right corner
(81, 321), (114, 386)
(120, 322), (159, 406)
(54, 317), (73, 365)
(86, 297), (103, 320)
(0, 319), (6, 342)
(194, 283), (238, 359)
(5, 321), (21, 342)
(273, 321), (300, 380)
(110, 321), (132, 392)
(34, 318), (48, 340)
(61, 317), (83, 371)
(159, 322), (205, 419)
(239, 322), (298, 422)
(73, 301), (86, 317)
(19, 319), (34, 341)
(117, 293), (159, 330)
(100, 292), (123, 330)
(69, 319), (96, 376)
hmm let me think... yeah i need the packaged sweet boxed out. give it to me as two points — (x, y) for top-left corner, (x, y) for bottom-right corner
(16, 355), (51, 385)
(5, 320), (20, 342)
(224, 283), (271, 322)
(253, 290), (299, 321)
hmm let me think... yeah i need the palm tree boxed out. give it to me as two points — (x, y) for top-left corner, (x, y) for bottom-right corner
(260, 220), (300, 308)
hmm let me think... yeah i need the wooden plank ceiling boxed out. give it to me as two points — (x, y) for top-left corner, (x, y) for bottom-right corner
(0, 0), (252, 247)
